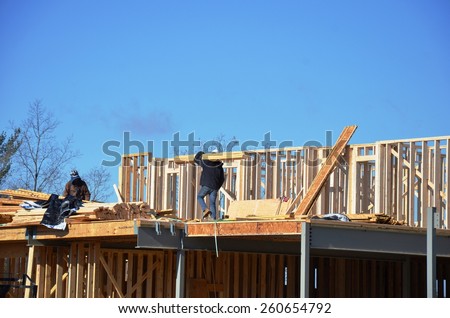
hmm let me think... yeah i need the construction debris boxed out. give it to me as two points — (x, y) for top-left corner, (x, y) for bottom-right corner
(345, 213), (406, 225)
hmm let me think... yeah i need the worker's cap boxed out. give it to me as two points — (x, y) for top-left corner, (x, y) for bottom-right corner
(70, 170), (79, 177)
(209, 146), (219, 153)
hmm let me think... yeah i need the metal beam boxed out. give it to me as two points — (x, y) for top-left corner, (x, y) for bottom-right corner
(175, 250), (185, 298)
(427, 207), (437, 298)
(300, 222), (310, 298)
(309, 221), (450, 257)
(137, 222), (182, 249)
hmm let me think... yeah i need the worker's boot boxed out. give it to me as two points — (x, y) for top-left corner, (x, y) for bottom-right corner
(202, 209), (211, 220)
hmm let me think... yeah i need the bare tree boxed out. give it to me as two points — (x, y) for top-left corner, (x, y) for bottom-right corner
(200, 133), (239, 153)
(10, 100), (80, 193)
(83, 166), (113, 202)
(0, 128), (21, 186)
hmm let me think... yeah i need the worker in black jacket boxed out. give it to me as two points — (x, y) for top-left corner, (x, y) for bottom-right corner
(194, 149), (225, 220)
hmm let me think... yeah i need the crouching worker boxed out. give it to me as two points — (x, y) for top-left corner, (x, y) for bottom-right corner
(194, 149), (225, 220)
(63, 170), (91, 201)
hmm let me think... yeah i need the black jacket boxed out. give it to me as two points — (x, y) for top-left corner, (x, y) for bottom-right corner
(194, 151), (225, 190)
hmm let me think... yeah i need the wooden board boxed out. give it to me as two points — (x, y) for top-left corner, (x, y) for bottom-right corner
(295, 125), (357, 215)
(185, 220), (303, 236)
(174, 151), (249, 163)
(226, 198), (292, 219)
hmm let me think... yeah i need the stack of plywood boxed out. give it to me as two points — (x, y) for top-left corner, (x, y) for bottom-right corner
(226, 198), (293, 220)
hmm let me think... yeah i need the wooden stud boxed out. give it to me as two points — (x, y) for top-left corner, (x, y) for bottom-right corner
(422, 142), (429, 227)
(24, 245), (35, 298)
(446, 139), (450, 229)
(99, 253), (124, 298)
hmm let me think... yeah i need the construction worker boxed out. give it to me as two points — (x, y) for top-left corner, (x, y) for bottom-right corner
(63, 170), (91, 201)
(194, 148), (225, 220)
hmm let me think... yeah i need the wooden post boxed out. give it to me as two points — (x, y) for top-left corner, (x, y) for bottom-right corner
(408, 142), (416, 226)
(422, 143), (429, 227)
(396, 142), (404, 222)
(446, 139), (450, 229)
(24, 245), (35, 298)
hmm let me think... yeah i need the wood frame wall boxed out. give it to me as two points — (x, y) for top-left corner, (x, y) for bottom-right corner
(119, 135), (449, 228)
(2, 243), (449, 298)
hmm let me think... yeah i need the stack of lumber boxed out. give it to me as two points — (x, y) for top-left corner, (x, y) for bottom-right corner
(94, 202), (156, 220)
(0, 197), (22, 223)
(345, 213), (405, 225)
(0, 189), (53, 225)
(3, 201), (178, 227)
(0, 188), (54, 201)
(0, 189), (180, 227)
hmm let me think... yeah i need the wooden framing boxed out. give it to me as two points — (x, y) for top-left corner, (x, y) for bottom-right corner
(1, 132), (449, 299)
(118, 133), (449, 228)
(2, 239), (449, 298)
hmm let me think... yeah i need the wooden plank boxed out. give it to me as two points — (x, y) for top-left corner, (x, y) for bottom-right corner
(0, 227), (28, 242)
(286, 256), (295, 297)
(270, 256), (280, 297)
(260, 254), (267, 297)
(156, 252), (164, 297)
(174, 151), (248, 163)
(233, 252), (240, 297)
(285, 188), (304, 214)
(76, 243), (85, 297)
(434, 140), (442, 218)
(166, 251), (174, 297)
(24, 245), (35, 298)
(33, 220), (136, 240)
(68, 244), (77, 297)
(408, 142), (416, 226)
(226, 198), (282, 219)
(277, 255), (285, 297)
(44, 247), (53, 298)
(146, 253), (154, 297)
(374, 143), (383, 213)
(295, 125), (358, 215)
(134, 252), (143, 297)
(126, 252), (134, 297)
(99, 253), (124, 298)
(186, 220), (302, 236)
(105, 251), (113, 297)
(421, 143), (429, 227)
(114, 251), (123, 298)
(55, 247), (65, 297)
(242, 253), (249, 297)
(396, 143), (404, 221)
(446, 139), (450, 229)
(250, 253), (257, 297)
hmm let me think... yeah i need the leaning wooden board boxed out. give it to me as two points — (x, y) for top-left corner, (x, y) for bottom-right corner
(295, 125), (357, 215)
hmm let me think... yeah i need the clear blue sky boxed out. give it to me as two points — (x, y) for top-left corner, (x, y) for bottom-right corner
(1, 0), (449, 201)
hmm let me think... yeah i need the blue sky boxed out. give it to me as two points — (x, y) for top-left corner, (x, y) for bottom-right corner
(1, 0), (449, 201)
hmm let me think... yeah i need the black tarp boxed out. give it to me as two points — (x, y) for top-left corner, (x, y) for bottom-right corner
(40, 194), (83, 230)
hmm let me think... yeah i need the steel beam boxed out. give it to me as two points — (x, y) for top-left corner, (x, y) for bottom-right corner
(427, 207), (437, 298)
(300, 221), (310, 298)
